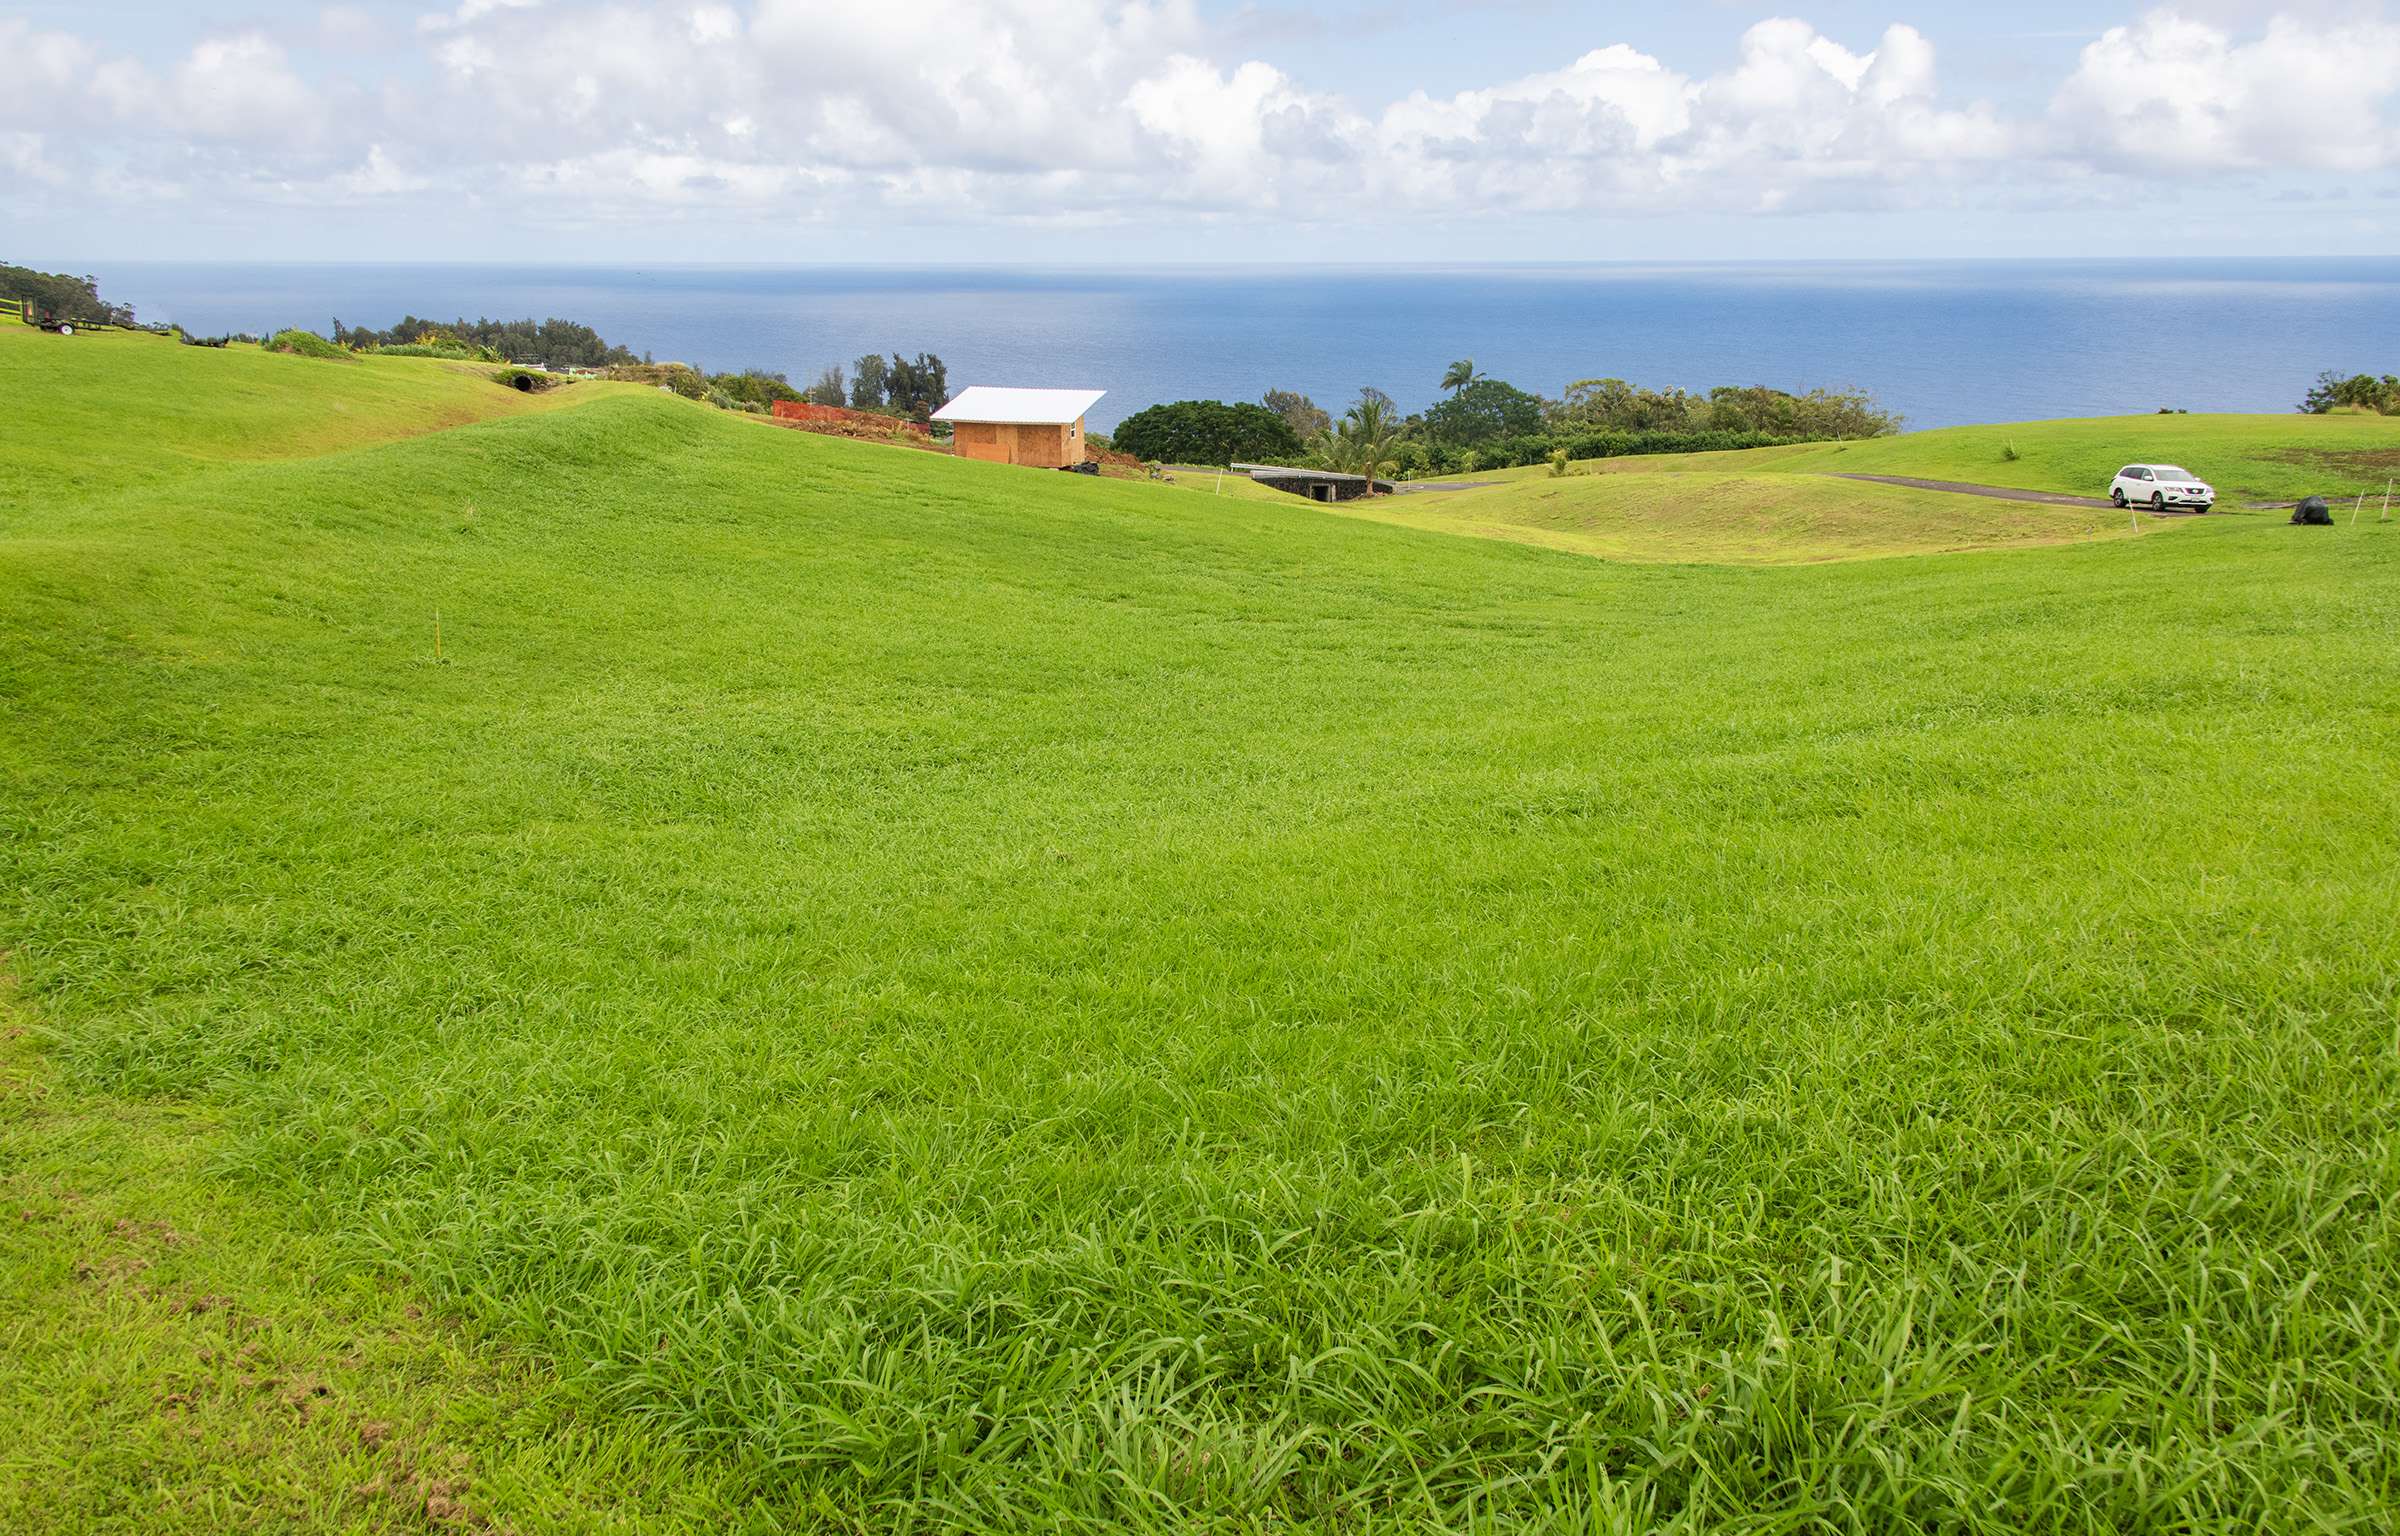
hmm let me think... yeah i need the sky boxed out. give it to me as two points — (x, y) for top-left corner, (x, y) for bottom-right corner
(4, 0), (2398, 263)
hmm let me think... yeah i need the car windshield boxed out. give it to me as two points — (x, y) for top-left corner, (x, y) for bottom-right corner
(2155, 467), (2194, 480)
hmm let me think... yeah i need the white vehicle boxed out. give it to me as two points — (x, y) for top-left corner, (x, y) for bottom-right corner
(2109, 464), (2214, 512)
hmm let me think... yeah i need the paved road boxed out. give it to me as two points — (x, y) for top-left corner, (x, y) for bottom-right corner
(1830, 473), (2118, 508)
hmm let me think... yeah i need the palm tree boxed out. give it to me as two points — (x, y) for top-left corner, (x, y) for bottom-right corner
(1305, 424), (1351, 475)
(1440, 358), (1478, 395)
(1342, 394), (1403, 495)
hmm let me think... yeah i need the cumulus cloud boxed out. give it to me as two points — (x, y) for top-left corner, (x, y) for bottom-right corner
(9, 4), (2396, 233)
(419, 0), (545, 33)
(171, 34), (323, 144)
(2055, 9), (2400, 172)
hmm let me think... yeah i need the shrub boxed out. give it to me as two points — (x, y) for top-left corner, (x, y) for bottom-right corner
(2001, 442), (2020, 462)
(1547, 448), (1569, 477)
(265, 328), (354, 362)
(710, 369), (804, 409)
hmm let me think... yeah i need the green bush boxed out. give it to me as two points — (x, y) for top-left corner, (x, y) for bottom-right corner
(1547, 448), (1569, 478)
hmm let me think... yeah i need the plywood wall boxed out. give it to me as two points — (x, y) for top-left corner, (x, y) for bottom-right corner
(949, 418), (1085, 469)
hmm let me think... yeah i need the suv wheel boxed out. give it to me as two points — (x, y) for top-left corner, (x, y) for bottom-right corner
(2151, 491), (2165, 512)
(2111, 488), (2127, 507)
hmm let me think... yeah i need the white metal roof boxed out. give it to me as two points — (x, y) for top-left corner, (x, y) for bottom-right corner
(931, 386), (1106, 425)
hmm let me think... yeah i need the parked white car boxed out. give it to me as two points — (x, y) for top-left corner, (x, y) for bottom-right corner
(2109, 464), (2214, 512)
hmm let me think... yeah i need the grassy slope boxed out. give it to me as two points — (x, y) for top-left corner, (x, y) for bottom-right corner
(1327, 471), (2147, 565)
(5, 334), (2399, 1531)
(1379, 410), (2400, 564)
(1446, 411), (2400, 504)
(0, 316), (610, 513)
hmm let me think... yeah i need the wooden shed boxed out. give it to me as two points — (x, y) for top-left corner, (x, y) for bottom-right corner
(932, 387), (1106, 469)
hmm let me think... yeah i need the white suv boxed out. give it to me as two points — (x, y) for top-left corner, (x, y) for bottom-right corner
(2109, 464), (2214, 512)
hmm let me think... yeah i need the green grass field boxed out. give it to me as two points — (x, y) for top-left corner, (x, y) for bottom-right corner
(5, 322), (2399, 1532)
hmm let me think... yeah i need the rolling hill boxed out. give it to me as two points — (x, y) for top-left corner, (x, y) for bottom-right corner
(5, 322), (2398, 1533)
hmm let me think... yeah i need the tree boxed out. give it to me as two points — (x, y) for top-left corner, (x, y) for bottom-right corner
(1422, 377), (1545, 446)
(1262, 388), (1330, 440)
(850, 353), (889, 410)
(2300, 369), (2399, 415)
(1440, 358), (1479, 395)
(1339, 392), (1403, 493)
(1112, 400), (1304, 465)
(883, 352), (949, 420)
(1306, 393), (1402, 492)
(806, 364), (846, 407)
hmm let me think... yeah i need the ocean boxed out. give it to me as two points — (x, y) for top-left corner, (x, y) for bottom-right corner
(94, 260), (2400, 435)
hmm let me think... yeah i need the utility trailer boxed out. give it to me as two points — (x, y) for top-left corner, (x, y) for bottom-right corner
(17, 297), (81, 334)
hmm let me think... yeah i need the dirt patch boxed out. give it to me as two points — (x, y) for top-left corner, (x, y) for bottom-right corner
(761, 413), (952, 454)
(2274, 446), (2400, 474)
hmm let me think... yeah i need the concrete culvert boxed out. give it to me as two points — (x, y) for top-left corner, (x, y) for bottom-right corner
(510, 374), (534, 393)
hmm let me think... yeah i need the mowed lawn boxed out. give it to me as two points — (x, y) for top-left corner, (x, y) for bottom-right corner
(4, 329), (2400, 1532)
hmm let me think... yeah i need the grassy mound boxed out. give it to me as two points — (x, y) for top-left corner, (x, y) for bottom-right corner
(3, 331), (2398, 1531)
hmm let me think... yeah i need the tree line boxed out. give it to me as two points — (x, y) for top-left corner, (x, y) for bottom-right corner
(332, 316), (642, 370)
(2301, 370), (2400, 415)
(1110, 361), (1900, 483)
(2, 264), (138, 326)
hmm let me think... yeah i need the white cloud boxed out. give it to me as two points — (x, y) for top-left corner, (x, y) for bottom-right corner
(2056, 9), (2400, 172)
(7, 4), (2396, 235)
(172, 35), (323, 144)
(419, 0), (544, 33)
(1, 130), (65, 185)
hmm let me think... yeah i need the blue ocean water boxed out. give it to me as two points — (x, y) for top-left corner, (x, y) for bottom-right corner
(97, 260), (2400, 435)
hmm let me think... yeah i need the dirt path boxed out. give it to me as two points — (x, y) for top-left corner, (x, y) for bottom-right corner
(1393, 480), (1501, 495)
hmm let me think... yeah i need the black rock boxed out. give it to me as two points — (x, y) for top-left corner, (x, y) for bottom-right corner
(2292, 496), (2333, 526)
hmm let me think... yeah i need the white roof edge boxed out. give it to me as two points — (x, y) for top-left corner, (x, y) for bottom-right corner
(931, 386), (1107, 425)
